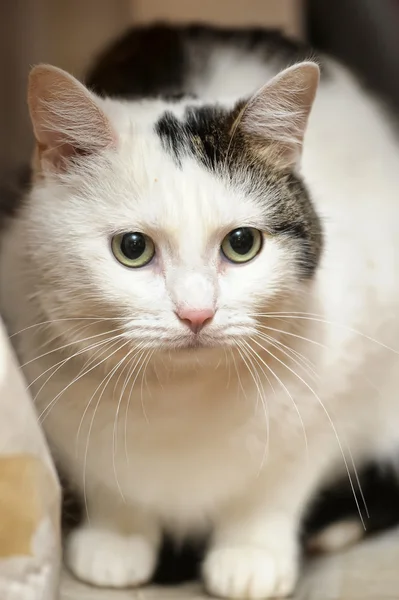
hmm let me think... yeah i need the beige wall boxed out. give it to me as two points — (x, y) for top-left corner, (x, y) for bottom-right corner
(131, 0), (303, 38)
(40, 0), (131, 77)
(0, 0), (130, 175)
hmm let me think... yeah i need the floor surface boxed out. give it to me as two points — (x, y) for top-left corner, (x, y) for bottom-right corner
(60, 529), (399, 599)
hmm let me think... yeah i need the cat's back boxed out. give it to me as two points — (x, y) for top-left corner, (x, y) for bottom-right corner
(86, 23), (319, 101)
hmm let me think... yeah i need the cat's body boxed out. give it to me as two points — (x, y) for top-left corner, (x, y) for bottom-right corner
(1, 25), (399, 599)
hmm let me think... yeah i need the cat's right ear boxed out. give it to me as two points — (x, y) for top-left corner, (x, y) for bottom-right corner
(28, 64), (116, 174)
(238, 62), (319, 169)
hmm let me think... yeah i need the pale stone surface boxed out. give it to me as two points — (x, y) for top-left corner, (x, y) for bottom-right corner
(60, 529), (399, 599)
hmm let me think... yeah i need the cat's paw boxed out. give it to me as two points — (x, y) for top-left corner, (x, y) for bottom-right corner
(203, 545), (298, 599)
(65, 526), (157, 588)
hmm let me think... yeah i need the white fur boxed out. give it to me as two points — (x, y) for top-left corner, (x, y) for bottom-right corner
(66, 527), (157, 587)
(2, 51), (399, 600)
(306, 520), (364, 554)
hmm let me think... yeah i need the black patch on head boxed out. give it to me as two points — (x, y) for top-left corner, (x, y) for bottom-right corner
(155, 112), (187, 164)
(156, 104), (237, 169)
(183, 105), (238, 169)
(86, 23), (328, 100)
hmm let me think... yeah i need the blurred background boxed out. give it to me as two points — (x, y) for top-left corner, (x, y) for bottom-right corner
(2, 0), (399, 183)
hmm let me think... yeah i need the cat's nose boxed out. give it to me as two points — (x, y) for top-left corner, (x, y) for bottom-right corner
(176, 308), (215, 333)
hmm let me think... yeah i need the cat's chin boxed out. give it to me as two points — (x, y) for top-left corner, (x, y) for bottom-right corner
(176, 338), (227, 350)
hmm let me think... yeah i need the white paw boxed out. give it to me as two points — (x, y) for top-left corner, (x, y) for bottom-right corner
(65, 527), (157, 588)
(203, 546), (298, 599)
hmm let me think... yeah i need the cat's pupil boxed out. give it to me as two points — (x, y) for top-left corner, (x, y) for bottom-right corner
(120, 233), (146, 260)
(229, 228), (254, 255)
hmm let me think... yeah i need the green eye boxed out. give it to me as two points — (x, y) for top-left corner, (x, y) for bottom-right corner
(111, 232), (155, 268)
(221, 227), (263, 263)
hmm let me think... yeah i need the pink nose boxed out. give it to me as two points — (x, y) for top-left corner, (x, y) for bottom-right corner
(177, 308), (215, 333)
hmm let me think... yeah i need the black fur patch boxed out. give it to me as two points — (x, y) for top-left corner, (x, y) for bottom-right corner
(155, 112), (187, 164)
(86, 23), (327, 100)
(303, 462), (399, 542)
(155, 104), (236, 168)
(86, 24), (188, 99)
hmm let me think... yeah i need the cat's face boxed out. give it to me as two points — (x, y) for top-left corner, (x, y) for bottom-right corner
(24, 63), (322, 358)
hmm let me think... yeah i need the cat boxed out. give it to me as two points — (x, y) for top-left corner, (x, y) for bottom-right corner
(2, 23), (399, 599)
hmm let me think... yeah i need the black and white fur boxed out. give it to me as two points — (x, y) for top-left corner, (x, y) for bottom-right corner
(1, 24), (399, 599)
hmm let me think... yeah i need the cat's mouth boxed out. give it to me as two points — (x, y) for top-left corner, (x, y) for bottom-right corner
(178, 339), (210, 350)
(173, 333), (232, 351)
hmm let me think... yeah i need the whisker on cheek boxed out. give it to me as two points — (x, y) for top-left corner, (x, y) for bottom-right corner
(37, 336), (127, 423)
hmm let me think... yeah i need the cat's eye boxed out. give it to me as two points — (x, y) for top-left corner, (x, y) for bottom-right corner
(111, 232), (155, 268)
(221, 227), (263, 263)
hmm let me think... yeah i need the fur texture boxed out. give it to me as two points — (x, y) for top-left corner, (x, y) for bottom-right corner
(1, 25), (399, 599)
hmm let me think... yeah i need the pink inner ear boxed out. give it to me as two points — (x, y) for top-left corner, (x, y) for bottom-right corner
(39, 141), (91, 172)
(240, 62), (319, 167)
(28, 64), (116, 172)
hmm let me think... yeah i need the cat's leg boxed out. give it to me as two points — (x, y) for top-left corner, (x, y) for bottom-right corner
(65, 491), (161, 588)
(203, 456), (327, 600)
(204, 508), (299, 599)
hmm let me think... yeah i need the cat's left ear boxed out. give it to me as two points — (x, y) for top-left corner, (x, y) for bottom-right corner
(28, 64), (116, 173)
(239, 61), (319, 169)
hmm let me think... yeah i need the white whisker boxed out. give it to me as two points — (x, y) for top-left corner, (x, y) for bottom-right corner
(20, 325), (126, 369)
(112, 342), (149, 497)
(9, 316), (119, 338)
(81, 339), (133, 521)
(256, 323), (326, 350)
(250, 336), (367, 529)
(253, 312), (399, 354)
(36, 335), (126, 422)
(140, 348), (156, 418)
(234, 341), (271, 471)
(243, 338), (309, 461)
(255, 331), (318, 383)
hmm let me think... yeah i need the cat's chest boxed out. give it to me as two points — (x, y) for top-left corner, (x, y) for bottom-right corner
(40, 363), (271, 516)
(115, 403), (267, 518)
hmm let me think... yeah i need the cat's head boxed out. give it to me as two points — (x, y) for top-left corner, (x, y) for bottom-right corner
(23, 62), (322, 360)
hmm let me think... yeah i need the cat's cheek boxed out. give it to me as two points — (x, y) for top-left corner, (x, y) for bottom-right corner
(154, 257), (168, 278)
